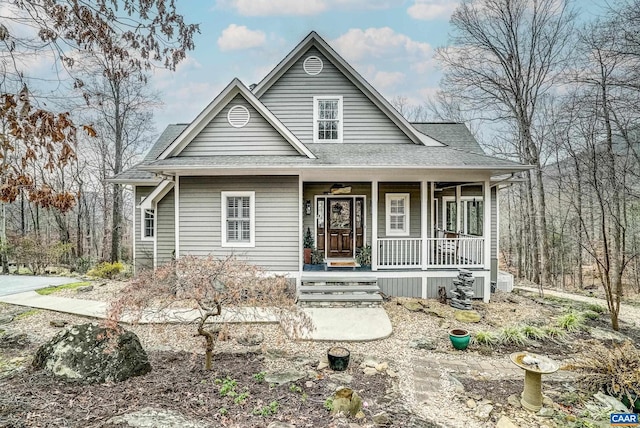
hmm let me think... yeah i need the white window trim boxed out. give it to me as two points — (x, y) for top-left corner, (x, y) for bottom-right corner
(385, 193), (410, 237)
(313, 95), (343, 143)
(141, 208), (155, 241)
(221, 191), (255, 248)
(442, 196), (484, 235)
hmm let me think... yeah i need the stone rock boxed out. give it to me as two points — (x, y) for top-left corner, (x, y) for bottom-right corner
(355, 410), (365, 419)
(590, 327), (628, 343)
(331, 372), (353, 385)
(317, 361), (329, 370)
(372, 411), (391, 426)
(361, 356), (379, 368)
(594, 391), (628, 412)
(496, 415), (519, 428)
(264, 370), (306, 386)
(0, 332), (29, 349)
(386, 369), (397, 378)
(403, 300), (424, 312)
(409, 338), (436, 350)
(267, 423), (295, 428)
(466, 399), (477, 409)
(507, 394), (522, 408)
(236, 332), (264, 346)
(50, 320), (68, 328)
(454, 310), (482, 323)
(76, 285), (93, 293)
(106, 407), (207, 428)
(542, 396), (554, 407)
(32, 323), (151, 384)
(305, 380), (315, 388)
(363, 367), (378, 376)
(537, 407), (555, 418)
(449, 375), (465, 394)
(331, 388), (362, 417)
(375, 362), (388, 372)
(0, 314), (14, 325)
(425, 309), (446, 318)
(475, 403), (493, 420)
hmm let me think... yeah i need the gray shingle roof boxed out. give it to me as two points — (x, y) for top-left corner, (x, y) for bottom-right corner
(411, 122), (485, 154)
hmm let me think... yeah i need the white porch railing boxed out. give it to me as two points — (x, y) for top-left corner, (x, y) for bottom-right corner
(376, 236), (485, 269)
(377, 238), (422, 269)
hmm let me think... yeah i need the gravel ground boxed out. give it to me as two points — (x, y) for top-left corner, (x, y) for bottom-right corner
(2, 278), (637, 427)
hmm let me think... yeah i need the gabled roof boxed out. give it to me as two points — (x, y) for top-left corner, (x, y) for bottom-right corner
(158, 78), (315, 160)
(411, 122), (485, 155)
(139, 179), (174, 209)
(253, 31), (443, 148)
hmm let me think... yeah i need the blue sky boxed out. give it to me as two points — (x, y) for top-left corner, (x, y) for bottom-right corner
(143, 0), (609, 132)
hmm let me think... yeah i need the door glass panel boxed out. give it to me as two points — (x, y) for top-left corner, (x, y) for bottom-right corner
(330, 200), (351, 229)
(355, 199), (362, 228)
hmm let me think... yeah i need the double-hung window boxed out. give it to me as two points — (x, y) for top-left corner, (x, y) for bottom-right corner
(386, 193), (410, 236)
(221, 191), (255, 247)
(313, 96), (343, 143)
(142, 209), (154, 239)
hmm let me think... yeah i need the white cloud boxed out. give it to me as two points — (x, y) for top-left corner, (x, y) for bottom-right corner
(333, 27), (433, 62)
(407, 0), (458, 20)
(217, 25), (266, 51)
(372, 71), (405, 91)
(218, 0), (327, 16)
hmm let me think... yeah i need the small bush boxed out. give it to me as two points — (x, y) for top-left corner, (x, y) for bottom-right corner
(558, 311), (586, 332)
(472, 330), (499, 347)
(585, 303), (606, 314)
(543, 326), (567, 340)
(581, 310), (600, 320)
(499, 325), (528, 346)
(87, 261), (123, 279)
(567, 341), (640, 409)
(520, 324), (548, 341)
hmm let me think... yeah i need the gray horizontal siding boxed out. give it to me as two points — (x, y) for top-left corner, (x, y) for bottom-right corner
(180, 94), (299, 156)
(134, 186), (154, 272)
(378, 183), (422, 238)
(426, 276), (485, 300)
(179, 176), (299, 271)
(260, 47), (413, 145)
(157, 189), (175, 265)
(378, 277), (421, 298)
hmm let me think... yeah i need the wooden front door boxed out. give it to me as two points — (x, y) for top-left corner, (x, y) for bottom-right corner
(327, 198), (353, 258)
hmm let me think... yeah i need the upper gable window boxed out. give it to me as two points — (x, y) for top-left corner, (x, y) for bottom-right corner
(303, 56), (323, 75)
(313, 96), (343, 143)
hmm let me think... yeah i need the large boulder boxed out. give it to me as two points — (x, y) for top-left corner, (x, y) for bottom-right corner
(33, 323), (151, 384)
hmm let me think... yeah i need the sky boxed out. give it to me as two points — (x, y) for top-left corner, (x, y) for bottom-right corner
(149, 0), (459, 131)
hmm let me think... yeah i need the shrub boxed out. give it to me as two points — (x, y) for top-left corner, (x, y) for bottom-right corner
(585, 303), (606, 314)
(472, 330), (499, 347)
(13, 237), (73, 275)
(520, 324), (547, 341)
(558, 311), (586, 332)
(566, 341), (640, 409)
(88, 261), (123, 279)
(543, 326), (567, 340)
(581, 310), (600, 321)
(499, 325), (528, 346)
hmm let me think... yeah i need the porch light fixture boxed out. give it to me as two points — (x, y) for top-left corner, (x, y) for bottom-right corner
(305, 200), (312, 215)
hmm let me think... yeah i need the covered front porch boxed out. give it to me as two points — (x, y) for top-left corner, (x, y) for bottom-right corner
(300, 178), (495, 273)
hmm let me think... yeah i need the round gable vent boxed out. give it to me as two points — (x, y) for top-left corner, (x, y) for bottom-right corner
(227, 105), (250, 128)
(303, 56), (323, 75)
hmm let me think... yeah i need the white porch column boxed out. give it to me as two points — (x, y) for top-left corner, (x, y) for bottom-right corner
(455, 185), (462, 232)
(174, 175), (180, 259)
(484, 179), (491, 270)
(298, 175), (304, 279)
(371, 180), (378, 271)
(421, 180), (428, 270)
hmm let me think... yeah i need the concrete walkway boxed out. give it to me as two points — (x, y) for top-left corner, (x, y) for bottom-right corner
(515, 286), (640, 326)
(0, 291), (392, 341)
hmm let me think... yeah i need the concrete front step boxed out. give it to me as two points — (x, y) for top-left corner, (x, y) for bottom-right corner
(298, 275), (381, 308)
(298, 285), (380, 293)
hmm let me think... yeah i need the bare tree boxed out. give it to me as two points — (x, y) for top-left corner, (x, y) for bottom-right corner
(436, 0), (576, 287)
(107, 255), (313, 370)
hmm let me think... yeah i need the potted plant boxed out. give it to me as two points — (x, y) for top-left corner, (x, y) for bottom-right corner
(327, 346), (350, 371)
(303, 228), (314, 265)
(355, 245), (371, 267)
(311, 248), (324, 265)
(449, 328), (471, 350)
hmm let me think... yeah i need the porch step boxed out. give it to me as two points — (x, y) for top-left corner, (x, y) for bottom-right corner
(298, 275), (381, 308)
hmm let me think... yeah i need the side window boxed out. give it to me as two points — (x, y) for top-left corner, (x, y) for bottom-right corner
(386, 193), (410, 236)
(143, 209), (154, 239)
(221, 191), (255, 247)
(313, 96), (343, 143)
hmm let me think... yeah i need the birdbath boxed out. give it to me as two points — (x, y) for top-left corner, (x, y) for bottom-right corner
(510, 352), (559, 412)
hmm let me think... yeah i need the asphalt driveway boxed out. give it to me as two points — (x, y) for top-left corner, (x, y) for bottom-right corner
(0, 275), (79, 296)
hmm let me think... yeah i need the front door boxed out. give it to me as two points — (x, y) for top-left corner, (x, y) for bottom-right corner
(327, 198), (353, 258)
